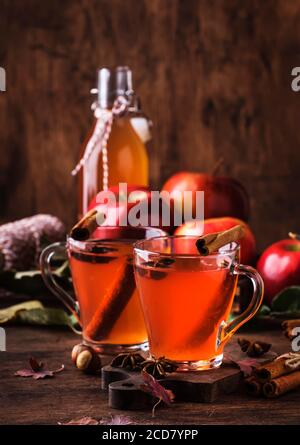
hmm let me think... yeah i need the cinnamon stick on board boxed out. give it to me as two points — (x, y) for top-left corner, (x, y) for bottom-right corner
(195, 225), (245, 256)
(244, 376), (263, 396)
(254, 357), (295, 382)
(70, 209), (98, 241)
(282, 319), (300, 339)
(84, 259), (136, 341)
(263, 371), (300, 398)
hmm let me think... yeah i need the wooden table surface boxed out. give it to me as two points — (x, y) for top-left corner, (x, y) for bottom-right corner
(0, 326), (299, 425)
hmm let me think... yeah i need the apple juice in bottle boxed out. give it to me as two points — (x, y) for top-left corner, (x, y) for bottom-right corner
(77, 66), (150, 216)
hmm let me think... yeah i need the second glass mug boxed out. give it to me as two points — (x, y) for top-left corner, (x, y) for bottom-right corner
(40, 226), (165, 354)
(134, 235), (264, 371)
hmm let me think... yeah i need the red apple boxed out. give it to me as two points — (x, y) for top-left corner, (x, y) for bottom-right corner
(174, 217), (256, 264)
(257, 239), (300, 304)
(88, 184), (174, 234)
(162, 172), (250, 222)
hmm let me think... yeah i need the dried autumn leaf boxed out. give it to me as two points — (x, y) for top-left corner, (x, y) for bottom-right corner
(58, 415), (133, 426)
(29, 356), (43, 372)
(234, 358), (260, 376)
(15, 356), (64, 380)
(223, 353), (259, 376)
(101, 415), (133, 425)
(140, 370), (175, 416)
(58, 417), (99, 425)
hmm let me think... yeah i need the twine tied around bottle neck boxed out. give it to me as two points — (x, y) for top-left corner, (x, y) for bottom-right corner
(71, 95), (129, 191)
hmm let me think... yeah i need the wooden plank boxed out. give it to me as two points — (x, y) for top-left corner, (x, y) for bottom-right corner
(1, 327), (300, 424)
(0, 1), (300, 249)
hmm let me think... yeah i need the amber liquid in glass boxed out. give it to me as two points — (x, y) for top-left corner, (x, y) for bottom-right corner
(135, 262), (238, 362)
(79, 116), (149, 216)
(69, 244), (147, 346)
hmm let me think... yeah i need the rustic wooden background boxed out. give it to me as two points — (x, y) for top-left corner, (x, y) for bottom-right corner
(0, 0), (300, 250)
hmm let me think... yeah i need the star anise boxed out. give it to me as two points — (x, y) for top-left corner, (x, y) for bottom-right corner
(141, 356), (178, 378)
(110, 353), (145, 371)
(238, 338), (271, 358)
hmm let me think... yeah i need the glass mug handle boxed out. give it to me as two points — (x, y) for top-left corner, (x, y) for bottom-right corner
(40, 242), (82, 330)
(218, 264), (264, 347)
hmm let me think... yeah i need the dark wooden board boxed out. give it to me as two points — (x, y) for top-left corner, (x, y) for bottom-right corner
(101, 343), (275, 409)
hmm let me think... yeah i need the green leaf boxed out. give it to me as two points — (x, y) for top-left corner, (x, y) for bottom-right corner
(0, 300), (43, 324)
(18, 307), (77, 328)
(271, 286), (300, 313)
(0, 263), (72, 295)
(0, 270), (47, 294)
(269, 310), (300, 319)
(257, 304), (271, 317)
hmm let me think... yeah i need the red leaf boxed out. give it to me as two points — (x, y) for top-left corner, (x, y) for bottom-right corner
(29, 357), (43, 372)
(102, 415), (133, 425)
(224, 353), (259, 377)
(140, 370), (175, 407)
(15, 356), (64, 380)
(58, 417), (99, 425)
(59, 415), (133, 425)
(236, 358), (260, 376)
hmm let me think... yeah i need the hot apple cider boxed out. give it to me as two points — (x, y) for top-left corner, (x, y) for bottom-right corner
(134, 234), (264, 370)
(69, 241), (147, 347)
(134, 258), (238, 362)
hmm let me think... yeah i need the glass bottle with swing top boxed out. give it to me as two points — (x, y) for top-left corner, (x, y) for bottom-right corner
(73, 66), (151, 217)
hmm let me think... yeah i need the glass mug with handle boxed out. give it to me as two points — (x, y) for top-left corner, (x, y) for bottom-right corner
(133, 235), (264, 371)
(40, 226), (165, 354)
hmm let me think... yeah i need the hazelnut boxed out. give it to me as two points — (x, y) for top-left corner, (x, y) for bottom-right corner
(76, 349), (102, 374)
(72, 343), (92, 363)
(71, 343), (102, 374)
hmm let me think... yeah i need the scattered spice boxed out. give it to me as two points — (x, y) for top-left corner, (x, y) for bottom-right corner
(238, 337), (271, 357)
(263, 371), (300, 398)
(15, 356), (64, 380)
(110, 352), (145, 371)
(140, 356), (178, 378)
(254, 355), (295, 382)
(244, 376), (262, 396)
(140, 370), (175, 417)
(110, 353), (178, 378)
(247, 352), (300, 398)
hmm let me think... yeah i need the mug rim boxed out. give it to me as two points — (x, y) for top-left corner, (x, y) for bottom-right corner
(67, 226), (167, 251)
(133, 235), (240, 259)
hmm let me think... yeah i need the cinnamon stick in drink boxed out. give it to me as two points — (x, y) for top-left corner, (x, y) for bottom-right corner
(254, 357), (294, 382)
(70, 209), (99, 241)
(84, 259), (136, 341)
(195, 225), (244, 256)
(263, 371), (300, 398)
